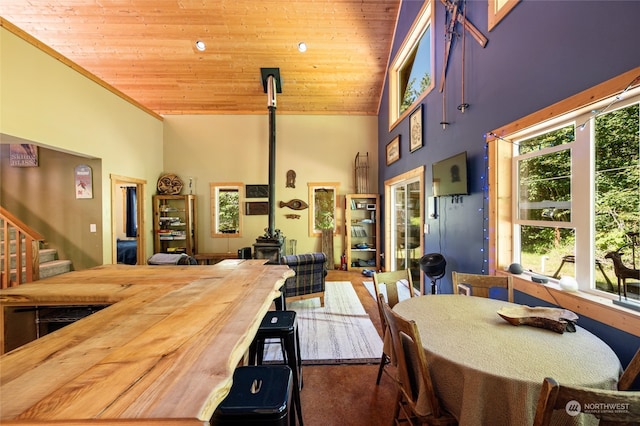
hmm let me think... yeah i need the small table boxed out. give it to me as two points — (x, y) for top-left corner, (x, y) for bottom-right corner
(393, 295), (622, 426)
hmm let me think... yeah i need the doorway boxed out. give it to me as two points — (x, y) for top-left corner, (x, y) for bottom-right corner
(384, 166), (424, 294)
(110, 174), (146, 265)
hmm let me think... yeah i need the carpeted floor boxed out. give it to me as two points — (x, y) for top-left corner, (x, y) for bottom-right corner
(263, 281), (383, 364)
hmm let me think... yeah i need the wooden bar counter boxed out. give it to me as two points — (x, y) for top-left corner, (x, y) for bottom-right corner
(0, 260), (293, 425)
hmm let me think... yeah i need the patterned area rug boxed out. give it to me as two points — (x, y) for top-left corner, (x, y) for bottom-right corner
(263, 281), (382, 365)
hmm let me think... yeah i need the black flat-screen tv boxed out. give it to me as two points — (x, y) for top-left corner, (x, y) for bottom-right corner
(432, 151), (468, 197)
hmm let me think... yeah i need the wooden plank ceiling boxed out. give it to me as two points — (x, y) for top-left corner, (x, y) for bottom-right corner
(0, 1), (400, 116)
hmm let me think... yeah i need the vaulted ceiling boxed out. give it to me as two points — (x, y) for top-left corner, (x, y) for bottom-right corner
(1, 1), (400, 116)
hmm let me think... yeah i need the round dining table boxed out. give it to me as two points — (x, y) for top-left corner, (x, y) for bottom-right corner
(392, 294), (622, 426)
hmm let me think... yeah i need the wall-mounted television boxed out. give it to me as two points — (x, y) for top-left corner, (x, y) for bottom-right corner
(432, 151), (468, 197)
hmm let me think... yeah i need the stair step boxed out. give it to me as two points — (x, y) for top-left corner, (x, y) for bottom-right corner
(1, 218), (72, 283)
(1, 248), (58, 269)
(7, 260), (73, 283)
(1, 238), (46, 256)
(39, 260), (73, 279)
(0, 237), (25, 256)
(39, 249), (58, 263)
(0, 226), (17, 242)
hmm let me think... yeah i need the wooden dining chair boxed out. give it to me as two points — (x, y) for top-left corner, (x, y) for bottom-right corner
(619, 347), (640, 391)
(373, 269), (416, 385)
(380, 299), (457, 425)
(533, 377), (640, 426)
(451, 271), (514, 302)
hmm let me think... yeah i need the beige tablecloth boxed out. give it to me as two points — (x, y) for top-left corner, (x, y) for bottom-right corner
(393, 295), (622, 426)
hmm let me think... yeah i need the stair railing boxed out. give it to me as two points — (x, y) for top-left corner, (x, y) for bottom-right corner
(0, 206), (44, 289)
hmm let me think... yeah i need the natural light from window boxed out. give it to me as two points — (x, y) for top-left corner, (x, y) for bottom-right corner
(388, 1), (433, 129)
(509, 90), (639, 297)
(399, 28), (432, 116)
(210, 182), (242, 237)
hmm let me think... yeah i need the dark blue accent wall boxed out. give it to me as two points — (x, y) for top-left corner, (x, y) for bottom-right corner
(378, 0), (640, 362)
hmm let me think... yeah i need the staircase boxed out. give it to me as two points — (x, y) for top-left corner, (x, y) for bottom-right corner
(29, 247), (73, 279)
(1, 206), (72, 288)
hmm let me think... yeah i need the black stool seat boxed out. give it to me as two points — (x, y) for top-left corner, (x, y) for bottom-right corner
(249, 310), (303, 426)
(211, 365), (292, 426)
(258, 310), (296, 333)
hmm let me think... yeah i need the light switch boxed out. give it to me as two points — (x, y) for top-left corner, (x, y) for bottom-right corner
(90, 224), (97, 233)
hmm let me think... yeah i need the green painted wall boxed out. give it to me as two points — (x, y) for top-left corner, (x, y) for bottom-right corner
(1, 26), (164, 264)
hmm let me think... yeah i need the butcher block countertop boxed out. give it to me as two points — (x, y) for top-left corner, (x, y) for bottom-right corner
(0, 260), (293, 425)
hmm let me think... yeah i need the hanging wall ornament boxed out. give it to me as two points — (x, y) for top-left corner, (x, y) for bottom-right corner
(439, 0), (488, 125)
(157, 173), (183, 195)
(279, 199), (308, 210)
(457, 0), (469, 113)
(286, 170), (296, 188)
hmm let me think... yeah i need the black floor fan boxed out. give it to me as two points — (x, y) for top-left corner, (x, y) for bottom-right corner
(419, 253), (446, 294)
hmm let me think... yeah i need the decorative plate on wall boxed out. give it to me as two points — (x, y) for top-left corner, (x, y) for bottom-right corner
(157, 173), (183, 195)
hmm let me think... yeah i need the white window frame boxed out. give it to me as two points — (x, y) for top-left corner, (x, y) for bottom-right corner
(504, 89), (640, 295)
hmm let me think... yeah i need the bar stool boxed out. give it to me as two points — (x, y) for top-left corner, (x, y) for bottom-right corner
(211, 365), (292, 426)
(249, 310), (303, 426)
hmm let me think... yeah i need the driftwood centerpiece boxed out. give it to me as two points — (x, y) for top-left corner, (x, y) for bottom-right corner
(497, 306), (578, 334)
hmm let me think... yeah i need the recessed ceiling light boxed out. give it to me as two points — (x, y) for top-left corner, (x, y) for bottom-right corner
(195, 40), (206, 51)
(297, 42), (307, 53)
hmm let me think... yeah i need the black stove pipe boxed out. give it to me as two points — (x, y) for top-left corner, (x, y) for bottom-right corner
(267, 74), (276, 237)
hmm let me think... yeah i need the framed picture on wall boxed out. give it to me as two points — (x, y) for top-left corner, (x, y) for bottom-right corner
(245, 201), (269, 215)
(409, 105), (423, 152)
(386, 136), (400, 165)
(75, 165), (93, 199)
(246, 184), (269, 198)
(9, 144), (38, 167)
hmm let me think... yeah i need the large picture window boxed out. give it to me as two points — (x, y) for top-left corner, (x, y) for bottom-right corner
(499, 84), (639, 298)
(594, 102), (640, 292)
(516, 125), (573, 223)
(515, 125), (574, 277)
(388, 1), (434, 129)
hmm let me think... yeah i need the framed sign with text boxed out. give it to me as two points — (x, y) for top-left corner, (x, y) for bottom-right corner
(10, 144), (38, 167)
(75, 165), (93, 199)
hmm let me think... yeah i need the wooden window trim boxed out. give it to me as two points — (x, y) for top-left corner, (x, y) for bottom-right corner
(487, 66), (640, 336)
(210, 182), (243, 238)
(308, 182), (340, 237)
(388, 1), (434, 131)
(487, 0), (520, 32)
